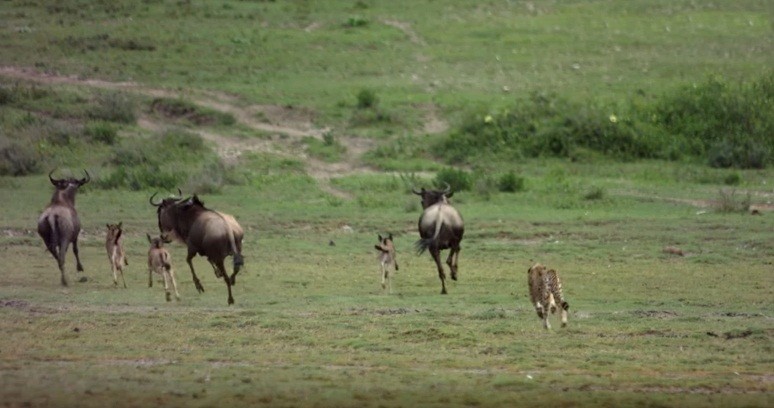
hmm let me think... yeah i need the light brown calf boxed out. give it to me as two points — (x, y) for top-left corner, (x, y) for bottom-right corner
(527, 263), (569, 330)
(375, 233), (399, 293)
(105, 222), (128, 288)
(147, 234), (179, 302)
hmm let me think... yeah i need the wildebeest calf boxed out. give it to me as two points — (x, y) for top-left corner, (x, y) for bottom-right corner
(527, 263), (569, 330)
(375, 233), (399, 293)
(147, 234), (179, 302)
(105, 222), (128, 288)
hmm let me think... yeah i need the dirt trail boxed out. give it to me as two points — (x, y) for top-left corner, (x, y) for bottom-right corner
(0, 66), (376, 198)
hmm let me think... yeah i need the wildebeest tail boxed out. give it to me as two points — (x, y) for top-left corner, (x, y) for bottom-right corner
(233, 252), (244, 270)
(415, 206), (447, 254)
(43, 214), (60, 256)
(414, 237), (435, 255)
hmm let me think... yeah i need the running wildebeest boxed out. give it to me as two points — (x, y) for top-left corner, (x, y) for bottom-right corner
(413, 184), (464, 294)
(374, 233), (399, 293)
(37, 169), (90, 286)
(105, 222), (128, 288)
(147, 233), (180, 302)
(149, 192), (244, 305)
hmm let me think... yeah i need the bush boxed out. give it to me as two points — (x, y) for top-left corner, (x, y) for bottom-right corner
(437, 72), (773, 168)
(583, 186), (606, 201)
(0, 141), (41, 176)
(434, 167), (471, 192)
(150, 98), (235, 126)
(84, 121), (119, 144)
(95, 165), (183, 191)
(162, 128), (206, 152)
(89, 91), (136, 124)
(715, 189), (750, 213)
(498, 171), (525, 193)
(437, 92), (658, 164)
(653, 73), (773, 168)
(356, 89), (378, 109)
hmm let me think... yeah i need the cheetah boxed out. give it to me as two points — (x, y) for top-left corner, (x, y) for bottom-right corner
(527, 263), (569, 329)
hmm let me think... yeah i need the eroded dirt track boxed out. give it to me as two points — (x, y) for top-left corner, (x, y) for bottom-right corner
(0, 66), (379, 198)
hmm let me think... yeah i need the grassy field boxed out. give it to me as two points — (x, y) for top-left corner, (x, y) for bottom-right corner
(1, 166), (772, 407)
(1, 0), (773, 407)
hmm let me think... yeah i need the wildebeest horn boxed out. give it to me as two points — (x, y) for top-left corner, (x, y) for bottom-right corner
(442, 182), (451, 195)
(48, 169), (61, 185)
(149, 192), (162, 207)
(177, 188), (183, 197)
(412, 187), (424, 195)
(79, 170), (91, 185)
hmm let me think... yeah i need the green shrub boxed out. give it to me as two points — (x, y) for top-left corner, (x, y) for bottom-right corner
(437, 72), (773, 168)
(162, 129), (206, 152)
(95, 165), (183, 191)
(438, 92), (657, 164)
(714, 189), (750, 213)
(109, 140), (160, 166)
(0, 141), (41, 176)
(84, 121), (119, 144)
(583, 186), (606, 201)
(89, 91), (136, 124)
(434, 167), (471, 192)
(653, 73), (773, 168)
(150, 98), (235, 126)
(723, 172), (741, 186)
(344, 16), (368, 28)
(356, 89), (378, 109)
(498, 171), (525, 193)
(303, 136), (346, 162)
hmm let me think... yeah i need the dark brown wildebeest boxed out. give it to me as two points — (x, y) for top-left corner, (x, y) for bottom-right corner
(150, 192), (244, 305)
(374, 233), (399, 293)
(37, 169), (90, 286)
(146, 233), (180, 302)
(105, 222), (128, 288)
(413, 184), (464, 294)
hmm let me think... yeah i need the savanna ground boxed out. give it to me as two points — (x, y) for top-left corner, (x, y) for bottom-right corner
(1, 1), (773, 407)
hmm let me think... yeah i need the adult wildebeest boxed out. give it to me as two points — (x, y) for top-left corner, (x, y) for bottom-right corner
(105, 222), (128, 288)
(374, 233), (399, 293)
(37, 169), (90, 286)
(147, 233), (180, 302)
(413, 184), (464, 294)
(149, 192), (244, 305)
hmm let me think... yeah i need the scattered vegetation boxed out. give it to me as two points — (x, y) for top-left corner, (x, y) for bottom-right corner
(714, 188), (751, 213)
(303, 132), (346, 163)
(497, 171), (525, 193)
(437, 73), (773, 169)
(96, 129), (221, 191)
(150, 98), (235, 126)
(434, 167), (471, 192)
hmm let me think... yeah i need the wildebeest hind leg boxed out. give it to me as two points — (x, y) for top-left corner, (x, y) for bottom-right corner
(186, 251), (205, 293)
(73, 239), (84, 272)
(229, 257), (241, 286)
(431, 248), (447, 295)
(215, 259), (234, 305)
(57, 241), (69, 286)
(119, 266), (127, 288)
(446, 247), (459, 281)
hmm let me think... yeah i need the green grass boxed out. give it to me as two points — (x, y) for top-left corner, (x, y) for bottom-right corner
(1, 163), (772, 407)
(1, 1), (772, 406)
(1, 0), (771, 125)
